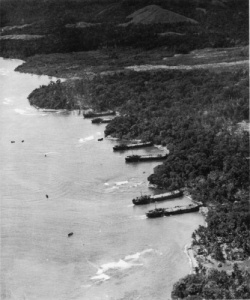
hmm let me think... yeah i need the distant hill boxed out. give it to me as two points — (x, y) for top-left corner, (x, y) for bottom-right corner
(0, 0), (248, 58)
(121, 5), (198, 26)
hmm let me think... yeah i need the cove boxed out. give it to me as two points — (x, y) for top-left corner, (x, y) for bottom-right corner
(0, 57), (204, 300)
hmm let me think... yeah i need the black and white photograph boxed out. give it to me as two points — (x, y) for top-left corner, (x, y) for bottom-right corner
(0, 0), (249, 299)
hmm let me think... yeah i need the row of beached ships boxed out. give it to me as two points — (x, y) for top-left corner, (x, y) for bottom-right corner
(85, 110), (203, 218)
(132, 190), (202, 218)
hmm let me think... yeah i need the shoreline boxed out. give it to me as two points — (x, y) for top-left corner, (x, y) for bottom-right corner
(6, 53), (250, 298)
(184, 243), (199, 274)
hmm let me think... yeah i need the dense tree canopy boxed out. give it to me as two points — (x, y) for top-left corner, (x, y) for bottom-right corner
(0, 0), (248, 58)
(172, 264), (250, 299)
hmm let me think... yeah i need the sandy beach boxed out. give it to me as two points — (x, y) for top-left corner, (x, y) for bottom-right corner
(184, 244), (199, 274)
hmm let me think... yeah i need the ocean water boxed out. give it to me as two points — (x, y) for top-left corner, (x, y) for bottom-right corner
(0, 57), (204, 300)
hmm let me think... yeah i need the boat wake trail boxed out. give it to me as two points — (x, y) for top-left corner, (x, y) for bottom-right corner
(44, 151), (60, 156)
(14, 108), (47, 116)
(134, 215), (147, 220)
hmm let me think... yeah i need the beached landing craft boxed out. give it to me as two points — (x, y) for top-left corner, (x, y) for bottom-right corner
(146, 208), (165, 218)
(132, 190), (183, 205)
(146, 203), (202, 218)
(113, 141), (153, 151)
(133, 195), (152, 205)
(83, 110), (116, 118)
(91, 117), (103, 124)
(101, 119), (112, 123)
(91, 117), (112, 124)
(125, 153), (168, 162)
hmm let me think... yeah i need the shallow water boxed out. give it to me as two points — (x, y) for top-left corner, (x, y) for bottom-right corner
(0, 57), (204, 300)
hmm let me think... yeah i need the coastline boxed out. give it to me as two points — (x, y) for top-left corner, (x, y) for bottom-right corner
(184, 243), (199, 274)
(1, 1), (249, 297)
(1, 57), (205, 300)
(5, 51), (250, 298)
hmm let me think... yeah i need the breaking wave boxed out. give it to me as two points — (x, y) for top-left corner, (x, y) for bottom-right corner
(115, 181), (129, 186)
(90, 249), (154, 283)
(3, 98), (13, 105)
(134, 215), (147, 220)
(78, 135), (95, 143)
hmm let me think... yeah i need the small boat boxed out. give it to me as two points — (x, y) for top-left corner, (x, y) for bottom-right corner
(68, 232), (74, 237)
(11, 141), (15, 143)
(98, 138), (103, 141)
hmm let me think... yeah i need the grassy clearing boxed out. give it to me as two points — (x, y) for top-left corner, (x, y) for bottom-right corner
(16, 45), (249, 79)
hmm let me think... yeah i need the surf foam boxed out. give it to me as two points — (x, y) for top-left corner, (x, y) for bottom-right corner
(3, 98), (13, 105)
(78, 135), (95, 143)
(104, 186), (119, 193)
(90, 248), (154, 282)
(115, 181), (129, 186)
(14, 108), (40, 116)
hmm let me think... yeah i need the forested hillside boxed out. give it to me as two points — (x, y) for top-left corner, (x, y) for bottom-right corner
(0, 0), (248, 57)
